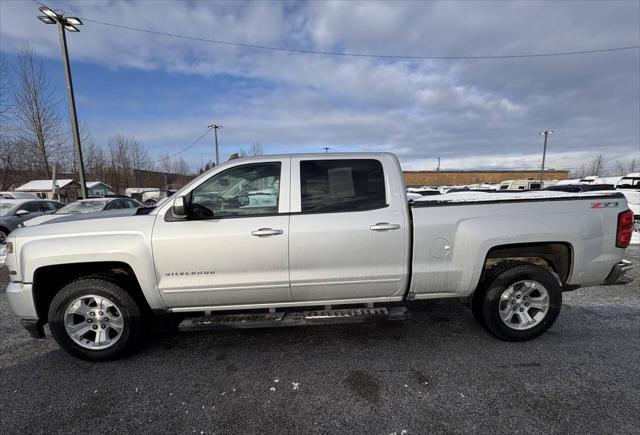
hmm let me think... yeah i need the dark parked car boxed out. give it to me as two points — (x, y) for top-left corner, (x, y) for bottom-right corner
(22, 197), (143, 227)
(0, 199), (63, 242)
(544, 184), (615, 193)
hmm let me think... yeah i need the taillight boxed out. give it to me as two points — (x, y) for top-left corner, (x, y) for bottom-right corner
(616, 210), (634, 248)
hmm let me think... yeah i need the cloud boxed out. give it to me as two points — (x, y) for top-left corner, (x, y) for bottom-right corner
(0, 0), (638, 172)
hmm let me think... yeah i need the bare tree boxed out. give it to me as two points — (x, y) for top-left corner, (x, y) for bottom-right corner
(587, 155), (605, 177)
(615, 158), (638, 175)
(155, 153), (190, 188)
(157, 154), (190, 174)
(198, 160), (215, 174)
(570, 164), (587, 179)
(0, 54), (14, 189)
(0, 54), (11, 128)
(239, 143), (264, 157)
(83, 137), (108, 182)
(13, 46), (67, 177)
(173, 157), (190, 176)
(107, 134), (152, 191)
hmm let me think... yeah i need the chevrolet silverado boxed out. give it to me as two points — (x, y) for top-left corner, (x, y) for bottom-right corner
(1, 153), (634, 360)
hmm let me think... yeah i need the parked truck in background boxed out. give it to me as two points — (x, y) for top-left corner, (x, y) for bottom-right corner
(1, 153), (634, 360)
(615, 173), (640, 244)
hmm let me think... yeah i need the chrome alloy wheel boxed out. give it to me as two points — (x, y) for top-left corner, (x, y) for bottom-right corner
(499, 280), (550, 330)
(64, 295), (124, 350)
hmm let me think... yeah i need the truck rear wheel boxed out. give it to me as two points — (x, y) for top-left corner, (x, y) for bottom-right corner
(48, 278), (145, 361)
(474, 263), (562, 341)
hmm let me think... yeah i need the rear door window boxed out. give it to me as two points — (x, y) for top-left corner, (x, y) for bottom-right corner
(106, 200), (124, 210)
(300, 159), (386, 213)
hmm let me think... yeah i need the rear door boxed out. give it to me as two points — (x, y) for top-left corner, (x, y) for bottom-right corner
(289, 156), (409, 302)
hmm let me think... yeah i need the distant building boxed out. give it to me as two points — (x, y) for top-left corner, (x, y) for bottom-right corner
(86, 182), (114, 197)
(14, 180), (115, 202)
(15, 179), (80, 202)
(3, 168), (194, 196)
(403, 170), (570, 187)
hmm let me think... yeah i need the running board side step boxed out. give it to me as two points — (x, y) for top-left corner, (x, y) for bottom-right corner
(178, 307), (409, 332)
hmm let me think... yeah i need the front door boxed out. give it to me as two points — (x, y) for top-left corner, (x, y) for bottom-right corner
(152, 159), (291, 308)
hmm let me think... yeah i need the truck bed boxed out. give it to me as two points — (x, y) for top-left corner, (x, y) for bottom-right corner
(411, 190), (624, 206)
(409, 190), (626, 300)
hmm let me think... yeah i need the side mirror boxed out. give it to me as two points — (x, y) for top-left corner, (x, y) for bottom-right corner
(172, 196), (187, 218)
(15, 209), (29, 216)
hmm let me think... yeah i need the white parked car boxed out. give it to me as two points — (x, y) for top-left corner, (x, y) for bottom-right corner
(1, 153), (634, 361)
(0, 191), (38, 199)
(498, 179), (557, 190)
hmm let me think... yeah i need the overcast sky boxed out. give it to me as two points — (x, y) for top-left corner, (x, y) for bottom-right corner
(1, 0), (638, 171)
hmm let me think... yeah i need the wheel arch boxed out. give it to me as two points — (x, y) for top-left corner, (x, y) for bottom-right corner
(33, 261), (152, 323)
(482, 242), (573, 285)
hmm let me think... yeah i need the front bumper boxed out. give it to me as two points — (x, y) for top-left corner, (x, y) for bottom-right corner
(5, 282), (38, 320)
(6, 282), (45, 338)
(603, 260), (634, 285)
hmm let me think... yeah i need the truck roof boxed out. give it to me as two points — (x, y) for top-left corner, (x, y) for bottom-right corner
(227, 152), (396, 160)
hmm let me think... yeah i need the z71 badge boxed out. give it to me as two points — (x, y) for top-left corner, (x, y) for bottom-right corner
(590, 201), (619, 209)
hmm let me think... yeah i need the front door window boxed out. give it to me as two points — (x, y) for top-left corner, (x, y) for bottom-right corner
(190, 163), (281, 218)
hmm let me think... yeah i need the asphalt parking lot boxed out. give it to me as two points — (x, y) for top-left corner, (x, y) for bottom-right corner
(1, 247), (639, 434)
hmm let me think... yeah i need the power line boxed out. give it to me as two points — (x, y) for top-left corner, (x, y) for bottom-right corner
(79, 17), (639, 60)
(29, 0), (640, 60)
(154, 127), (212, 162)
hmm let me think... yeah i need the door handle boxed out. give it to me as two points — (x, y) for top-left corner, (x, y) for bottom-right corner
(370, 222), (401, 231)
(251, 228), (284, 237)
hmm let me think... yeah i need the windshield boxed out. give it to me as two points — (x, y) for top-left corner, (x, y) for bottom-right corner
(617, 177), (640, 189)
(0, 203), (16, 216)
(56, 200), (108, 214)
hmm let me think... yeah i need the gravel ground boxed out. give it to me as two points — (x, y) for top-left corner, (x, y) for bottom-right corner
(1, 247), (638, 434)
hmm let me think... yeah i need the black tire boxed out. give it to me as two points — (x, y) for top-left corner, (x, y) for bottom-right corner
(471, 260), (526, 327)
(474, 263), (562, 341)
(48, 278), (146, 361)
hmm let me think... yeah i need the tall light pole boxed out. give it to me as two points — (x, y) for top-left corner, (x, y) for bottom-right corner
(323, 147), (331, 153)
(539, 130), (553, 186)
(208, 124), (223, 165)
(37, 5), (87, 199)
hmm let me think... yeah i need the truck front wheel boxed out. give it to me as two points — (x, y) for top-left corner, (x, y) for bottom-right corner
(474, 263), (562, 341)
(48, 278), (145, 361)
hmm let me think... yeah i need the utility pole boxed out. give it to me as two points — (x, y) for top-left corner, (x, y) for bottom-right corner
(436, 157), (441, 185)
(208, 124), (223, 166)
(37, 5), (88, 198)
(323, 147), (331, 153)
(539, 130), (553, 186)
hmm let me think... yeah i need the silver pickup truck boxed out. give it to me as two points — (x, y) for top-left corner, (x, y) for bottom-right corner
(1, 153), (634, 360)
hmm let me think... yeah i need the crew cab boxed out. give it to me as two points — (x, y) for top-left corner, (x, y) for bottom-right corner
(1, 153), (634, 360)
